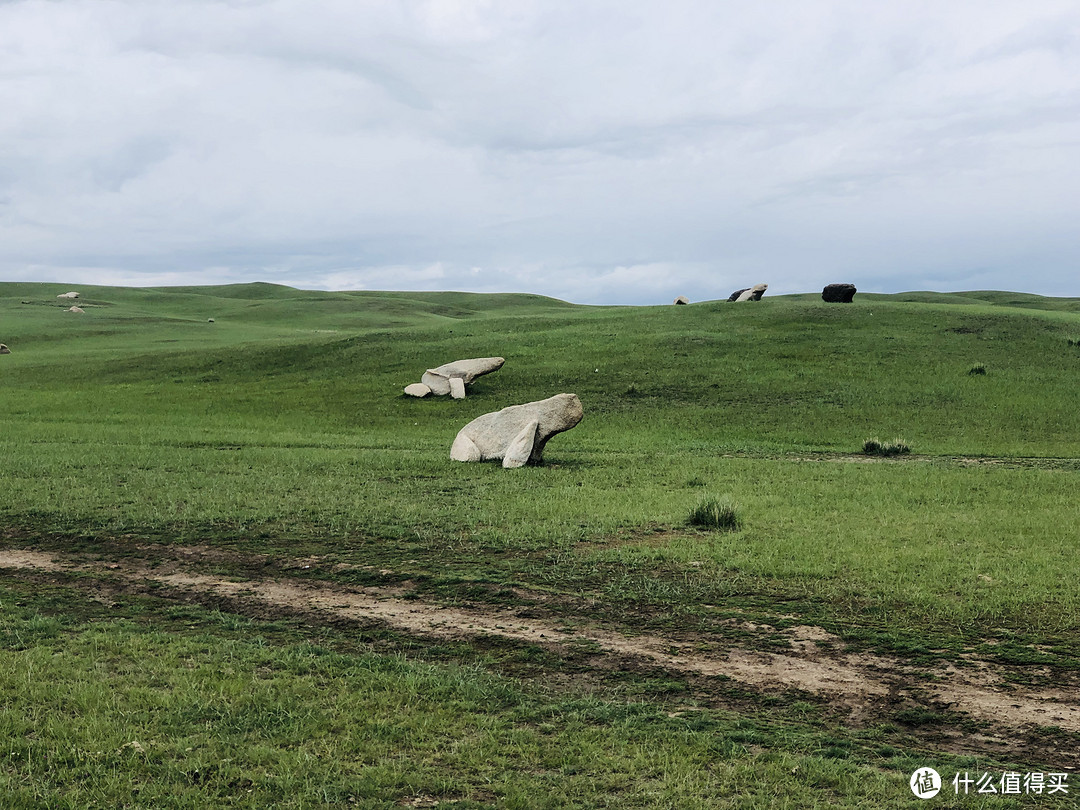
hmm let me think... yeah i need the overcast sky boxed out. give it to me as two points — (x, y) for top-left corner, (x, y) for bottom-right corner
(2, 1), (1078, 304)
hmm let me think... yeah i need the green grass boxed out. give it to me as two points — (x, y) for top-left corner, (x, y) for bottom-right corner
(0, 581), (1052, 809)
(862, 438), (911, 456)
(687, 495), (740, 531)
(3, 282), (1080, 805)
(4, 284), (1080, 635)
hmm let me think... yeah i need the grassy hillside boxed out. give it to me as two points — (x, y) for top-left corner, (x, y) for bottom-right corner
(2, 283), (1079, 808)
(3, 283), (1080, 626)
(5, 282), (1080, 451)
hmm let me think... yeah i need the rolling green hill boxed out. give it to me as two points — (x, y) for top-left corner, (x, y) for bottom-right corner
(4, 280), (1080, 630)
(4, 282), (1079, 457)
(2, 282), (1079, 808)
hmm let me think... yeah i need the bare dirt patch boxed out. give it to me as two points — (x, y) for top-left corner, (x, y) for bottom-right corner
(3, 546), (1078, 758)
(721, 451), (1080, 471)
(0, 549), (68, 572)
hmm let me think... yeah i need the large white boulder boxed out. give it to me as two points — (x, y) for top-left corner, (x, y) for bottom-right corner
(450, 393), (583, 468)
(421, 357), (505, 396)
(57, 292), (80, 299)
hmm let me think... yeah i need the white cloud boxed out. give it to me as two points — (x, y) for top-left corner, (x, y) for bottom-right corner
(2, 0), (1079, 302)
(313, 262), (449, 291)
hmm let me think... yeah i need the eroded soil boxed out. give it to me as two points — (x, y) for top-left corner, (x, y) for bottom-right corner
(2, 545), (1078, 769)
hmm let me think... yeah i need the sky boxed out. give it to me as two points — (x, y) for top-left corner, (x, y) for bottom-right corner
(2, 0), (1078, 305)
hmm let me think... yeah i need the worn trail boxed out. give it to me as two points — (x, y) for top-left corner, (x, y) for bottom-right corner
(2, 548), (1078, 740)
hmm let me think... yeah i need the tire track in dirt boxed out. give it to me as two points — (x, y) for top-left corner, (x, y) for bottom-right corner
(2, 548), (1078, 736)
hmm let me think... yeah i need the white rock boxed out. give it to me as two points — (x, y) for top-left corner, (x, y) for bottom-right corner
(449, 377), (466, 399)
(450, 393), (583, 468)
(0, 344), (10, 354)
(57, 292), (80, 299)
(421, 357), (505, 395)
(404, 383), (432, 397)
(673, 295), (689, 305)
(421, 370), (450, 396)
(67, 306), (85, 313)
(735, 283), (768, 302)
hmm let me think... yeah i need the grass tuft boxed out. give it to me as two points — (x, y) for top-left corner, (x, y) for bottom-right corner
(687, 495), (740, 531)
(863, 438), (911, 457)
(968, 364), (987, 375)
(887, 438), (911, 455)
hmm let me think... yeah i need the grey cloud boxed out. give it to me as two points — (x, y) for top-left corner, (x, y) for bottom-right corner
(2, 0), (1079, 302)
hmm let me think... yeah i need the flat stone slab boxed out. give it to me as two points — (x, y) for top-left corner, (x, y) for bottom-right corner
(404, 383), (432, 397)
(421, 357), (505, 396)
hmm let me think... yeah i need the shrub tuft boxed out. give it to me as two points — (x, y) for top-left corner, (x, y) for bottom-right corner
(864, 437), (911, 457)
(887, 438), (911, 455)
(687, 496), (740, 531)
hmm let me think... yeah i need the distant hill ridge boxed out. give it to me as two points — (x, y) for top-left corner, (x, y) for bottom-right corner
(3, 282), (1079, 314)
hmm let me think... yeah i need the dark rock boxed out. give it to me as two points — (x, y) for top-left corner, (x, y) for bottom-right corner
(727, 288), (749, 302)
(822, 283), (857, 303)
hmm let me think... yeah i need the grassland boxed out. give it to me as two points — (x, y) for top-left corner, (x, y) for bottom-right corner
(2, 282), (1079, 808)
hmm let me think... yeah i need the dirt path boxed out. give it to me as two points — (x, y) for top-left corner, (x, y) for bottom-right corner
(722, 450), (1080, 471)
(3, 546), (1078, 747)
